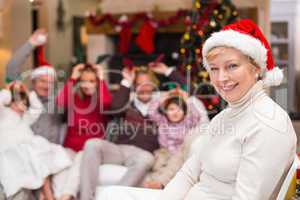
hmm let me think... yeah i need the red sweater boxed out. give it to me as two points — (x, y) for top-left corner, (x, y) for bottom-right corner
(57, 79), (112, 152)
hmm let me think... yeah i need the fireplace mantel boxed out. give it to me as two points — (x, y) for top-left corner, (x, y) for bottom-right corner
(86, 11), (187, 35)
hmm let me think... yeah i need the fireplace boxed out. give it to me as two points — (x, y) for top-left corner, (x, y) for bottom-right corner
(106, 32), (183, 86)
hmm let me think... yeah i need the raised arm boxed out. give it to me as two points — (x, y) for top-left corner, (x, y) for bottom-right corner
(148, 90), (170, 123)
(149, 62), (194, 94)
(109, 68), (134, 114)
(92, 64), (113, 112)
(185, 96), (209, 128)
(148, 98), (165, 123)
(56, 64), (84, 110)
(6, 42), (34, 82)
(5, 29), (47, 82)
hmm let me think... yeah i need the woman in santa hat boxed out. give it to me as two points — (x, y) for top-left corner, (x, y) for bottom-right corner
(96, 19), (297, 200)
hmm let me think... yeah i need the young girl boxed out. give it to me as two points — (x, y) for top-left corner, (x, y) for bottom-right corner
(144, 88), (209, 188)
(53, 63), (112, 199)
(0, 82), (71, 200)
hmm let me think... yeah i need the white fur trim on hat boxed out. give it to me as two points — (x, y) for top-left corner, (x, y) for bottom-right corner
(31, 66), (56, 80)
(262, 66), (283, 87)
(202, 30), (268, 71)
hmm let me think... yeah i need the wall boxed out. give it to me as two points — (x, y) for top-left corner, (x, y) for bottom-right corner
(101, 0), (192, 13)
(37, 0), (98, 73)
(271, 0), (299, 71)
(0, 0), (31, 87)
(270, 0), (298, 111)
(0, 0), (270, 87)
(41, 0), (270, 68)
(38, 0), (271, 71)
(295, 1), (300, 72)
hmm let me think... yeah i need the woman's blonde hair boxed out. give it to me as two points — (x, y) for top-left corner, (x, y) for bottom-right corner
(206, 46), (260, 68)
(133, 66), (160, 87)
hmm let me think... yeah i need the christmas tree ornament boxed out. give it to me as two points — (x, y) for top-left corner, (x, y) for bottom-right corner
(183, 33), (191, 40)
(180, 48), (186, 54)
(178, 0), (238, 118)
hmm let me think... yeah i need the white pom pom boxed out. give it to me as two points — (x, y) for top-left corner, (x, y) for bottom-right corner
(262, 67), (284, 87)
(36, 35), (47, 45)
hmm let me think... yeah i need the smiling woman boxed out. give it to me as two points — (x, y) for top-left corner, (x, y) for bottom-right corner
(206, 46), (261, 103)
(96, 19), (297, 200)
(158, 19), (296, 200)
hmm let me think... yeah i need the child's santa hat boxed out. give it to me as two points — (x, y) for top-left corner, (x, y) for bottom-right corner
(31, 46), (56, 80)
(202, 19), (283, 87)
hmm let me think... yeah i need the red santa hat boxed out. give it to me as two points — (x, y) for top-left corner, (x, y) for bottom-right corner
(31, 46), (56, 80)
(202, 19), (283, 87)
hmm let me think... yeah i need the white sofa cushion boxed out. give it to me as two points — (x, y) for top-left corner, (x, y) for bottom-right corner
(98, 164), (128, 185)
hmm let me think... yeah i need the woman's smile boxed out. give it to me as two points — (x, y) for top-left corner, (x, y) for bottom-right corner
(220, 82), (239, 92)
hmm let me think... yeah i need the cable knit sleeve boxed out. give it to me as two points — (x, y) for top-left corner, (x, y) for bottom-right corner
(232, 118), (296, 200)
(23, 91), (44, 125)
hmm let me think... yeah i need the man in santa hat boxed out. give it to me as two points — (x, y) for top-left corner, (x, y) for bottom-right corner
(1, 29), (65, 200)
(5, 29), (64, 144)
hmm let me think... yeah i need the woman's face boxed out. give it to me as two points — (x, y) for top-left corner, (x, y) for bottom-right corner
(166, 103), (185, 123)
(207, 47), (261, 103)
(79, 71), (98, 96)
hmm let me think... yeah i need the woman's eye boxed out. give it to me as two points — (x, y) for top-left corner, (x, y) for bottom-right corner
(210, 67), (219, 71)
(228, 64), (238, 69)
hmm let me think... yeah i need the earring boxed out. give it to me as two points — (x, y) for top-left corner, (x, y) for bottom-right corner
(255, 73), (259, 80)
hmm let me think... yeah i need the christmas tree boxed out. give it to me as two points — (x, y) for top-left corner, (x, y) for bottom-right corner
(179, 0), (238, 118)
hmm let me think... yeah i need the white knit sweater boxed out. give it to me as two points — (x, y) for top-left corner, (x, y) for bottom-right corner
(159, 81), (297, 200)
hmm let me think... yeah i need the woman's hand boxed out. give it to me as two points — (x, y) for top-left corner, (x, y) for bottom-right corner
(168, 88), (189, 100)
(5, 81), (16, 90)
(149, 62), (169, 75)
(71, 64), (85, 80)
(177, 88), (189, 100)
(122, 68), (135, 83)
(93, 64), (105, 80)
(7, 81), (28, 93)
